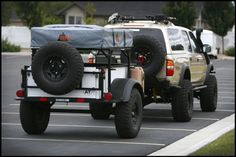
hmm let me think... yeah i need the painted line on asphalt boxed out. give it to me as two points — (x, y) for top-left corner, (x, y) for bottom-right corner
(218, 91), (235, 94)
(2, 112), (91, 117)
(1, 137), (165, 146)
(194, 101), (235, 105)
(1, 122), (196, 132)
(144, 116), (219, 121)
(2, 112), (223, 121)
(9, 104), (89, 108)
(193, 109), (235, 112)
(148, 113), (235, 156)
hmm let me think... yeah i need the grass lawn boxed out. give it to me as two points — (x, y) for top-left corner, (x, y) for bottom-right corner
(191, 129), (235, 156)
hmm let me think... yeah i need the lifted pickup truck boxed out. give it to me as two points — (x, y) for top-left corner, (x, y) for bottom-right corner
(16, 15), (217, 139)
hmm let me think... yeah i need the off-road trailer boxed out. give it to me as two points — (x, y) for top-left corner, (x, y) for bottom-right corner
(16, 25), (145, 138)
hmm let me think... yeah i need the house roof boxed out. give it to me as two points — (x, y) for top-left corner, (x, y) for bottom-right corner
(58, 1), (166, 17)
(58, 1), (203, 18)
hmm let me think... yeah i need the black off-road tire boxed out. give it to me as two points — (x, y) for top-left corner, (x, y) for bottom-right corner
(171, 79), (193, 122)
(89, 103), (112, 120)
(20, 101), (50, 134)
(200, 75), (218, 112)
(115, 88), (143, 138)
(121, 35), (166, 89)
(32, 42), (84, 95)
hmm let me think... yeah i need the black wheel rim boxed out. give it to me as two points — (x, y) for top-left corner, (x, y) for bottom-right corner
(43, 56), (68, 81)
(131, 100), (139, 127)
(132, 46), (153, 66)
(187, 90), (193, 114)
(213, 84), (218, 106)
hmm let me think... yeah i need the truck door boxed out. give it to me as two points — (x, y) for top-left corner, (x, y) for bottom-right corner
(188, 32), (207, 86)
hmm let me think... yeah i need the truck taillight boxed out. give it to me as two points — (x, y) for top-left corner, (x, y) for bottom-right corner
(16, 90), (24, 97)
(166, 59), (174, 76)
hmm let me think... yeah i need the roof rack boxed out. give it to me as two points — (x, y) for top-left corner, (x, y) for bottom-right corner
(108, 13), (176, 24)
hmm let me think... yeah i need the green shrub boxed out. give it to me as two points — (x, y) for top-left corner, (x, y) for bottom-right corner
(225, 47), (235, 57)
(1, 38), (21, 52)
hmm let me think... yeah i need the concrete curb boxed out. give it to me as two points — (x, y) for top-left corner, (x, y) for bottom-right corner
(148, 113), (235, 156)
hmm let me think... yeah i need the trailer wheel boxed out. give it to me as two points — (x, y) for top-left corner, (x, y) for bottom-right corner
(20, 101), (50, 134)
(89, 103), (112, 120)
(200, 75), (217, 112)
(32, 42), (84, 95)
(115, 88), (143, 138)
(171, 79), (193, 122)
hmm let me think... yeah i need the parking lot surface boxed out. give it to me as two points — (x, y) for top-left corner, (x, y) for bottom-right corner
(1, 53), (235, 155)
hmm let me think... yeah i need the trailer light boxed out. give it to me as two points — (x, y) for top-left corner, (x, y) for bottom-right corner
(16, 90), (24, 97)
(88, 53), (95, 63)
(104, 92), (112, 101)
(166, 59), (174, 76)
(76, 98), (85, 102)
(39, 97), (48, 102)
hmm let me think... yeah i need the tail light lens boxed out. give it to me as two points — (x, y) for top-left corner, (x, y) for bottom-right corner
(39, 97), (48, 102)
(76, 98), (85, 102)
(16, 90), (24, 97)
(104, 92), (112, 101)
(166, 59), (174, 76)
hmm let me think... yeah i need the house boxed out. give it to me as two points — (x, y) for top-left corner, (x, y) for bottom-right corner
(57, 1), (167, 26)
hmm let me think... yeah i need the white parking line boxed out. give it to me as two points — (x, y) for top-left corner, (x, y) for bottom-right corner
(218, 91), (235, 94)
(194, 101), (235, 104)
(2, 137), (165, 146)
(146, 116), (219, 121)
(2, 112), (222, 121)
(9, 104), (89, 108)
(1, 122), (196, 132)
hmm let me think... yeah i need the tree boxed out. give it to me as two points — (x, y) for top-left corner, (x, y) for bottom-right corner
(15, 1), (71, 28)
(84, 2), (96, 24)
(1, 2), (15, 26)
(15, 1), (45, 28)
(162, 2), (197, 29)
(202, 2), (235, 53)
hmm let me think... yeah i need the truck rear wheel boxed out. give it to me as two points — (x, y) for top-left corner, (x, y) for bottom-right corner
(171, 79), (193, 122)
(89, 103), (112, 120)
(115, 88), (143, 138)
(32, 42), (84, 95)
(20, 101), (50, 134)
(200, 75), (217, 112)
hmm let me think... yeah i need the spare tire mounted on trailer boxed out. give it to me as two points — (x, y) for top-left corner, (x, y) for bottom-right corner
(32, 42), (84, 95)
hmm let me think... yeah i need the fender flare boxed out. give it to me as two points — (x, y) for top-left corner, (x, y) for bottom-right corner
(179, 64), (191, 86)
(204, 62), (215, 83)
(111, 78), (143, 102)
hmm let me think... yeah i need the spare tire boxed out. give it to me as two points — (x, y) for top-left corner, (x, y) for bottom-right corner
(121, 35), (166, 88)
(32, 42), (84, 95)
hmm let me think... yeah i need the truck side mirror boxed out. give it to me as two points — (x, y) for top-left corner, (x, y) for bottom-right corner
(203, 44), (211, 53)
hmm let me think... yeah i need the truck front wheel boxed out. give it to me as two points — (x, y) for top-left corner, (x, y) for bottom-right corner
(115, 88), (143, 138)
(171, 79), (193, 122)
(20, 101), (50, 134)
(200, 75), (217, 112)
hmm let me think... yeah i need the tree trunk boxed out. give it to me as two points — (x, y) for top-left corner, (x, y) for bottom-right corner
(221, 36), (224, 54)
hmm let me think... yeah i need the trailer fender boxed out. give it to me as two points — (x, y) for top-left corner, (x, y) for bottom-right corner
(111, 78), (143, 102)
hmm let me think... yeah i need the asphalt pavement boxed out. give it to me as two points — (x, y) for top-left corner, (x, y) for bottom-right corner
(1, 53), (235, 156)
